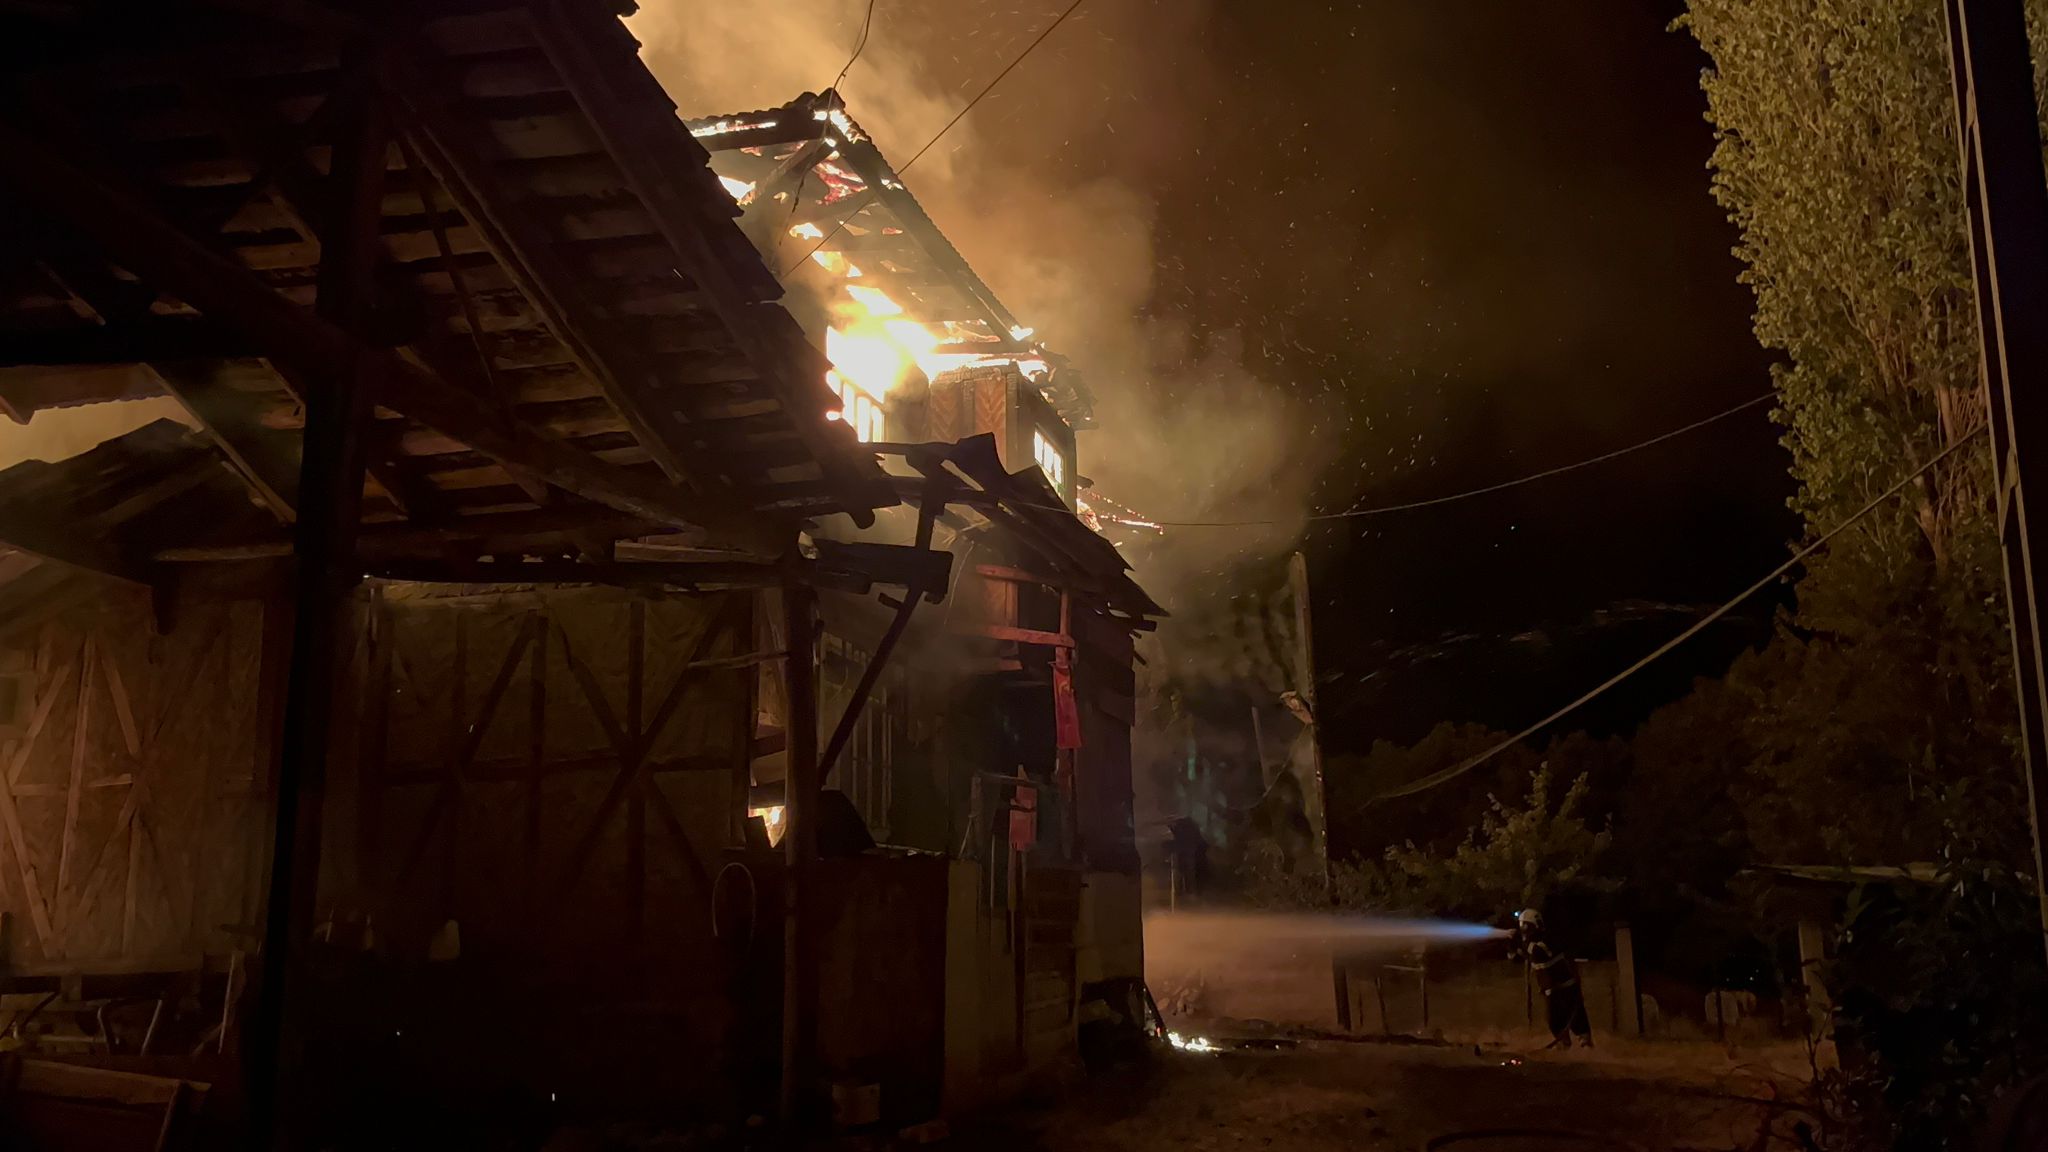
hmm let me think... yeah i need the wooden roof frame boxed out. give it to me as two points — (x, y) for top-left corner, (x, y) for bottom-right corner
(684, 91), (1099, 429)
(0, 1), (897, 575)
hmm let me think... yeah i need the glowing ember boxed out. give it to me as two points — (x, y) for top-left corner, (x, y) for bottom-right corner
(1079, 491), (1164, 535)
(1166, 1032), (1216, 1054)
(692, 118), (777, 138)
(790, 222), (826, 240)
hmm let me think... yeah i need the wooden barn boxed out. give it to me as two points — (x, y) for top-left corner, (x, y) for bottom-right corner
(0, 2), (1160, 1146)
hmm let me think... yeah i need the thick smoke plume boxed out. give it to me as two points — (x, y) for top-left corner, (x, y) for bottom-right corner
(627, 0), (1333, 647)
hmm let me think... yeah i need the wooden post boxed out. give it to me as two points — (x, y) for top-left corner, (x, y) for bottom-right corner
(1417, 951), (1429, 1032)
(1290, 552), (1348, 1030)
(243, 73), (385, 1151)
(779, 579), (819, 1135)
(1797, 919), (1830, 1040)
(1615, 923), (1641, 1036)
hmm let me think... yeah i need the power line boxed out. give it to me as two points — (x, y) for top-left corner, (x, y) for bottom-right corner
(831, 0), (880, 93)
(786, 0), (1089, 277)
(1084, 391), (1774, 530)
(1366, 426), (1987, 804)
(896, 0), (1086, 175)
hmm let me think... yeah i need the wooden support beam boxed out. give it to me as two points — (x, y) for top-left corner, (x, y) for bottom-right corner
(810, 538), (952, 597)
(152, 361), (301, 523)
(245, 68), (384, 1150)
(154, 503), (669, 562)
(0, 500), (150, 586)
(969, 624), (1075, 649)
(0, 318), (250, 367)
(739, 138), (832, 253)
(0, 112), (748, 539)
(363, 557), (870, 594)
(779, 575), (819, 1131)
(686, 118), (828, 153)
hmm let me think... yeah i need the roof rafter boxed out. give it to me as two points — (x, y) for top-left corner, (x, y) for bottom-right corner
(0, 109), (757, 543)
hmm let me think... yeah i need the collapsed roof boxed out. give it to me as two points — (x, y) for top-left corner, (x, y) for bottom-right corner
(682, 91), (1098, 430)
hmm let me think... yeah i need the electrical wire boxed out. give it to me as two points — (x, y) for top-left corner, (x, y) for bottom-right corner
(830, 0), (880, 94)
(1367, 425), (1988, 804)
(908, 390), (1769, 531)
(785, 0), (1089, 277)
(1121, 392), (1775, 529)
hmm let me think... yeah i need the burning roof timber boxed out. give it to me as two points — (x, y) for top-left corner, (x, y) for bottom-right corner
(681, 91), (1099, 431)
(0, 0), (896, 566)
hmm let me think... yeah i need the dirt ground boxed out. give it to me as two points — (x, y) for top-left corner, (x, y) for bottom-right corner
(957, 1031), (1821, 1152)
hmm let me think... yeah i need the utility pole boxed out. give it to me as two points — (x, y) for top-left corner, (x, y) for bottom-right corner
(1287, 551), (1331, 882)
(1944, 0), (2048, 960)
(1288, 551), (1349, 1028)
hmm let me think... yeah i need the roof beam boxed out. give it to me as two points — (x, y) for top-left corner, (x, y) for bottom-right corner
(0, 317), (250, 366)
(0, 496), (150, 586)
(154, 501), (669, 562)
(151, 360), (301, 522)
(377, 42), (697, 486)
(0, 111), (755, 543)
(526, 0), (888, 523)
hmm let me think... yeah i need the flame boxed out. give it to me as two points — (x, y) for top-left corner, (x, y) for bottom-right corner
(844, 284), (903, 316)
(825, 323), (917, 398)
(821, 278), (1047, 441)
(810, 250), (864, 277)
(748, 804), (786, 847)
(824, 281), (985, 398)
(719, 175), (756, 202)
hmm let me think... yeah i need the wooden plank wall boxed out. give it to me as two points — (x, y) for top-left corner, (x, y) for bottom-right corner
(0, 588), (273, 966)
(342, 586), (754, 980)
(0, 579), (758, 995)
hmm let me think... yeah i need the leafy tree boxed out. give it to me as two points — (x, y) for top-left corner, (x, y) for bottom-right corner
(1331, 720), (1544, 859)
(1675, 0), (2047, 868)
(1318, 765), (1613, 923)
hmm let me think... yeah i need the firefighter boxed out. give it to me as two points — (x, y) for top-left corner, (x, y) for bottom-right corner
(1510, 907), (1591, 1049)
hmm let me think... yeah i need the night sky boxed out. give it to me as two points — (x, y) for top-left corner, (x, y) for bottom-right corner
(644, 1), (1799, 750)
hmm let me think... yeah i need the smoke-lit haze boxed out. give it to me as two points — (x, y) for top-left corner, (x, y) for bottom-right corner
(631, 1), (1795, 760)
(628, 0), (1335, 633)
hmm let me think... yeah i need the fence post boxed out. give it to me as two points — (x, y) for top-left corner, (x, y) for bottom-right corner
(1615, 923), (1641, 1036)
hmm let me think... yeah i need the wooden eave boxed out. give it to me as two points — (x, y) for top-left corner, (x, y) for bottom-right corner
(0, 1), (894, 564)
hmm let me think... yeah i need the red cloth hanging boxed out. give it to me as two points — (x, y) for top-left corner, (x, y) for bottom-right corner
(1053, 646), (1083, 750)
(1009, 781), (1038, 850)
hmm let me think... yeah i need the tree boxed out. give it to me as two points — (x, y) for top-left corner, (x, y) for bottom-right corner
(1676, 0), (2046, 869)
(1678, 2), (2048, 1144)
(1341, 764), (1613, 924)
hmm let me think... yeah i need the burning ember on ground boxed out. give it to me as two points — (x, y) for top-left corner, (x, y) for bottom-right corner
(1166, 1031), (1217, 1054)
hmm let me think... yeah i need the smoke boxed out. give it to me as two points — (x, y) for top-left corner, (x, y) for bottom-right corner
(628, 0), (1333, 684)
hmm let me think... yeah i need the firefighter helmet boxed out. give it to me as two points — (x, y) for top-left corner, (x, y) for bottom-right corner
(1516, 908), (1543, 931)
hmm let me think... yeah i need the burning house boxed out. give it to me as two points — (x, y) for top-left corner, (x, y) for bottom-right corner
(684, 90), (1163, 1116)
(0, 4), (1158, 1145)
